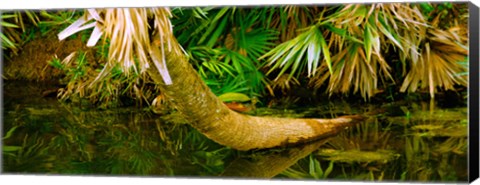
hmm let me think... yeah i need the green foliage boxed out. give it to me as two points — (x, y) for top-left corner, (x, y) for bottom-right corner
(48, 52), (89, 100)
(3, 132), (54, 173)
(280, 154), (335, 179)
(204, 75), (252, 98)
(1, 11), (39, 55)
(38, 10), (79, 28)
(2, 82), (469, 180)
(262, 4), (468, 100)
(2, 10), (82, 57)
(191, 148), (232, 175)
(48, 51), (157, 108)
(456, 60), (468, 77)
(188, 45), (267, 97)
(1, 14), (21, 50)
(2, 105), (235, 176)
(173, 7), (279, 98)
(189, 46), (236, 78)
(6, 4), (470, 107)
(261, 25), (332, 80)
(419, 2), (455, 20)
(2, 126), (22, 155)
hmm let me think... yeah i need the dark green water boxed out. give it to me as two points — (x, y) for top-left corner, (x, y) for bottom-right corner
(1, 81), (468, 182)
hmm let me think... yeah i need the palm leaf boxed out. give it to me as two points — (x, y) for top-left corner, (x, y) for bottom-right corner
(399, 26), (468, 97)
(58, 8), (176, 85)
(261, 25), (331, 81)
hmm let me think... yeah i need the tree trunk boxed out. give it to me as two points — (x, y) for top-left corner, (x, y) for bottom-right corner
(147, 39), (365, 151)
(220, 138), (330, 178)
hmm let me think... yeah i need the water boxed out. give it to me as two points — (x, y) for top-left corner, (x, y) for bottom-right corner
(2, 81), (468, 182)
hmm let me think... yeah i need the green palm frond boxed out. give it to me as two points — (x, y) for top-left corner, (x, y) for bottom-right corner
(205, 76), (251, 96)
(260, 25), (332, 81)
(189, 46), (236, 78)
(228, 27), (278, 60)
(171, 7), (211, 47)
(188, 45), (265, 96)
(222, 48), (266, 94)
(172, 7), (277, 97)
(173, 7), (234, 48)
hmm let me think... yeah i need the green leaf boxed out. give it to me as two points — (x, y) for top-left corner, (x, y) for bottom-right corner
(281, 168), (307, 179)
(309, 155), (323, 179)
(323, 23), (363, 44)
(218, 92), (251, 102)
(239, 29), (278, 59)
(290, 43), (308, 79)
(197, 8), (231, 46)
(206, 16), (228, 47)
(1, 14), (17, 19)
(312, 155), (324, 179)
(324, 161), (334, 178)
(419, 3), (434, 14)
(309, 155), (318, 178)
(1, 21), (20, 28)
(3, 146), (22, 152)
(3, 126), (18, 140)
(1, 33), (17, 48)
(49, 58), (64, 69)
(377, 16), (403, 51)
(318, 31), (332, 74)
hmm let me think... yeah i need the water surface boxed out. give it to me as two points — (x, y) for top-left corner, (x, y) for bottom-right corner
(2, 81), (468, 182)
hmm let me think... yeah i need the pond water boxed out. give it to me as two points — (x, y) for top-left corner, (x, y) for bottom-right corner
(2, 81), (469, 182)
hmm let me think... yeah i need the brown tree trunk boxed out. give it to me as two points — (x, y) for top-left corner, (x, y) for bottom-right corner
(220, 138), (330, 178)
(147, 39), (365, 151)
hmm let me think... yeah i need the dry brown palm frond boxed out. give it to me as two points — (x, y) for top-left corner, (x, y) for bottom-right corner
(307, 4), (424, 99)
(54, 49), (160, 108)
(324, 3), (427, 69)
(55, 52), (101, 102)
(310, 43), (393, 100)
(373, 3), (428, 65)
(270, 73), (301, 95)
(58, 8), (177, 86)
(320, 3), (429, 63)
(400, 25), (468, 98)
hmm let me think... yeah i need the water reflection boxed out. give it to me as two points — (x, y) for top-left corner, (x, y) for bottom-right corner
(2, 81), (468, 182)
(274, 101), (468, 182)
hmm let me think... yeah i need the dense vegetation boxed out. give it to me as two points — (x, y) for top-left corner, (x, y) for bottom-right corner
(2, 3), (469, 109)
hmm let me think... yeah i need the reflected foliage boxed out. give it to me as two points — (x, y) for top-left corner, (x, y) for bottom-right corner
(277, 101), (467, 182)
(2, 82), (235, 176)
(2, 82), (468, 182)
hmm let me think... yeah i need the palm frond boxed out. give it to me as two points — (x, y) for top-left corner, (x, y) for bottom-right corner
(310, 42), (393, 100)
(58, 8), (176, 85)
(268, 5), (323, 42)
(260, 25), (332, 81)
(400, 25), (468, 98)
